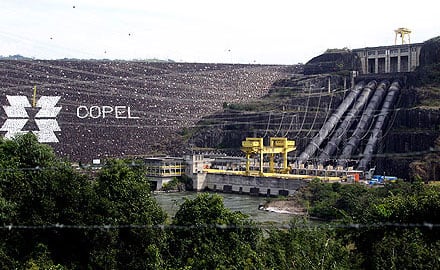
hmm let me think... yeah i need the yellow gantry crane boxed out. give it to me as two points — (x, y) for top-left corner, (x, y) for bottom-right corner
(204, 137), (341, 181)
(394, 27), (411, 45)
(241, 137), (296, 176)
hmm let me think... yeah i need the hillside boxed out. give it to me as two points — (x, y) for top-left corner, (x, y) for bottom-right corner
(303, 48), (361, 75)
(189, 76), (440, 179)
(407, 36), (440, 180)
(188, 74), (348, 153)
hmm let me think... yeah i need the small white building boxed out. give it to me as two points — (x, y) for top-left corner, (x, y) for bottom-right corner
(144, 157), (185, 190)
(184, 154), (214, 191)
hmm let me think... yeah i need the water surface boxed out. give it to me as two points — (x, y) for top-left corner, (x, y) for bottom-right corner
(153, 191), (294, 225)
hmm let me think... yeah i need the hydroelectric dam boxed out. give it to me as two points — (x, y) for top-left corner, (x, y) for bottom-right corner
(179, 40), (440, 194)
(2, 37), (439, 194)
(183, 77), (407, 195)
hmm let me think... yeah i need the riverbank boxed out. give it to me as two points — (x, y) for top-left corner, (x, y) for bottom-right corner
(260, 199), (307, 215)
(153, 191), (298, 224)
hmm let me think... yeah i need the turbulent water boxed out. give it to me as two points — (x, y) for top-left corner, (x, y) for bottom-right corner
(153, 191), (295, 225)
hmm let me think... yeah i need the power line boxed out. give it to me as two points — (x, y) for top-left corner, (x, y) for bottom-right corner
(0, 148), (437, 173)
(0, 222), (439, 231)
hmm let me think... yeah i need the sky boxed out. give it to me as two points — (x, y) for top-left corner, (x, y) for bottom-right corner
(1, 0), (439, 64)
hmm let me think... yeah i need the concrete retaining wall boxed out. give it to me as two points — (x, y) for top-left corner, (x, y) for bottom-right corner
(205, 174), (308, 196)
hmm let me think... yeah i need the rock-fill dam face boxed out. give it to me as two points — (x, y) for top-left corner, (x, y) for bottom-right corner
(0, 60), (297, 162)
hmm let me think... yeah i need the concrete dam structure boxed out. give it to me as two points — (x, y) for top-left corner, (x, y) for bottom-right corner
(353, 43), (422, 74)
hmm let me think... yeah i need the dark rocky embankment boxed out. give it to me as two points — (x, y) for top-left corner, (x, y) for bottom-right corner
(188, 74), (349, 155)
(303, 49), (361, 75)
(403, 36), (440, 180)
(371, 89), (440, 179)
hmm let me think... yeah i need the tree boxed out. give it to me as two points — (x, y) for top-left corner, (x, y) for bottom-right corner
(90, 159), (167, 269)
(294, 179), (440, 269)
(0, 134), (95, 266)
(262, 217), (356, 270)
(166, 193), (263, 269)
(370, 229), (440, 270)
(0, 135), (168, 269)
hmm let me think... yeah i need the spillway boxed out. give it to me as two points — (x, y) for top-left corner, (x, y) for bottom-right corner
(338, 80), (390, 166)
(317, 81), (377, 163)
(296, 81), (365, 164)
(296, 77), (403, 172)
(357, 80), (401, 170)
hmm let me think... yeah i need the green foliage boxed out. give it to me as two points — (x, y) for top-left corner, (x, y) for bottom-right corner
(166, 193), (263, 269)
(415, 84), (440, 107)
(224, 101), (275, 112)
(162, 177), (188, 191)
(0, 134), (96, 266)
(179, 174), (193, 190)
(370, 229), (440, 270)
(93, 159), (166, 224)
(298, 180), (371, 220)
(299, 179), (440, 223)
(89, 159), (168, 269)
(2, 134), (440, 269)
(225, 102), (260, 111)
(417, 63), (440, 86)
(0, 134), (167, 269)
(25, 244), (65, 270)
(295, 179), (440, 269)
(325, 47), (351, 53)
(178, 126), (197, 140)
(369, 184), (440, 224)
(0, 132), (57, 167)
(0, 242), (16, 269)
(262, 217), (356, 270)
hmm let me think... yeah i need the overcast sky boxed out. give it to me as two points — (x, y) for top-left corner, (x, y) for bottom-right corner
(1, 0), (439, 64)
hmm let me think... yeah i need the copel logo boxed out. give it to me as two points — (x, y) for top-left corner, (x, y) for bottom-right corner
(0, 95), (61, 143)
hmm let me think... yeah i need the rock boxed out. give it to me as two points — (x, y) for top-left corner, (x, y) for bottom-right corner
(420, 36), (440, 67)
(303, 49), (361, 75)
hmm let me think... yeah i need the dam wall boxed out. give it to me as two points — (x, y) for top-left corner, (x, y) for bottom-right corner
(204, 173), (308, 196)
(0, 60), (297, 162)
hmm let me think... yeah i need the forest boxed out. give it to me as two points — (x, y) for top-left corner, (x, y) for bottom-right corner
(1, 134), (440, 269)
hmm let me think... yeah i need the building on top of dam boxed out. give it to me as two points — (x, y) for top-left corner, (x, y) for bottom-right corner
(353, 43), (423, 74)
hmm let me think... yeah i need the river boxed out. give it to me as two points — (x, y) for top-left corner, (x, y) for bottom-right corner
(153, 191), (295, 225)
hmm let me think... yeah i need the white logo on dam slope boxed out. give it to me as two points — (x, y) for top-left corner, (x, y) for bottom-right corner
(1, 95), (61, 143)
